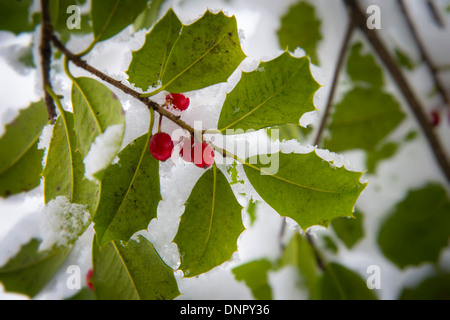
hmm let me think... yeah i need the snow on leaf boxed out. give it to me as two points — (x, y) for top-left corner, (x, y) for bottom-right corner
(39, 196), (91, 251)
(83, 123), (125, 180)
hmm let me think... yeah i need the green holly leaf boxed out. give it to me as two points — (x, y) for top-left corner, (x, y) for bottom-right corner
(92, 235), (179, 300)
(90, 0), (148, 43)
(318, 262), (377, 300)
(366, 142), (398, 174)
(93, 132), (161, 247)
(174, 165), (244, 277)
(277, 1), (322, 65)
(0, 0), (39, 34)
(67, 287), (95, 300)
(0, 100), (48, 197)
(232, 259), (273, 300)
(278, 232), (321, 299)
(0, 239), (70, 298)
(323, 87), (405, 153)
(157, 10), (246, 93)
(346, 42), (384, 89)
(218, 52), (319, 133)
(133, 0), (166, 32)
(377, 183), (450, 269)
(244, 151), (366, 229)
(399, 273), (450, 300)
(267, 124), (313, 143)
(71, 77), (125, 177)
(127, 9), (182, 91)
(49, 0), (92, 44)
(43, 111), (99, 213)
(331, 210), (364, 249)
(394, 48), (415, 71)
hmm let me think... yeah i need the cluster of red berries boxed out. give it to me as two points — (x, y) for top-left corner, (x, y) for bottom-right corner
(148, 93), (215, 169)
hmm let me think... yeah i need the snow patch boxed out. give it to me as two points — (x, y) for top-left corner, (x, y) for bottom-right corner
(83, 124), (124, 180)
(38, 196), (91, 251)
(37, 123), (54, 168)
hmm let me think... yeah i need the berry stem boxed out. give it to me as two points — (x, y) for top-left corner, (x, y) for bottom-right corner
(158, 114), (163, 133)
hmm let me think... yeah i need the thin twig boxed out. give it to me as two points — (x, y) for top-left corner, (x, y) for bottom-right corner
(344, 0), (450, 182)
(305, 229), (326, 272)
(314, 18), (356, 146)
(426, 0), (445, 28)
(398, 0), (450, 108)
(39, 0), (57, 120)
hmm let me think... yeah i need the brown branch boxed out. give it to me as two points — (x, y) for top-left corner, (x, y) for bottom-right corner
(426, 0), (445, 28)
(344, 0), (450, 182)
(314, 18), (356, 146)
(398, 0), (450, 108)
(49, 34), (196, 135)
(40, 0), (57, 120)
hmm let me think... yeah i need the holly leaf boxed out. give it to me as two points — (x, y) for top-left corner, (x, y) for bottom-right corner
(133, 0), (166, 32)
(277, 1), (322, 65)
(377, 183), (450, 269)
(92, 235), (180, 300)
(43, 111), (99, 212)
(331, 209), (364, 249)
(217, 52), (319, 133)
(0, 0), (39, 34)
(157, 10), (246, 93)
(49, 0), (92, 44)
(244, 151), (366, 229)
(399, 273), (450, 300)
(90, 0), (148, 43)
(71, 77), (125, 177)
(67, 287), (95, 300)
(323, 87), (405, 153)
(0, 239), (70, 298)
(366, 142), (398, 174)
(346, 42), (384, 89)
(93, 132), (161, 247)
(318, 262), (377, 300)
(232, 259), (273, 300)
(394, 48), (416, 70)
(0, 100), (48, 197)
(278, 232), (321, 299)
(174, 165), (244, 277)
(127, 9), (182, 91)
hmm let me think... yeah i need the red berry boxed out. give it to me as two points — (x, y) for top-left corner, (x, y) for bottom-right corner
(86, 269), (94, 291)
(179, 136), (195, 162)
(431, 110), (440, 127)
(149, 132), (174, 161)
(166, 93), (190, 111)
(192, 142), (215, 169)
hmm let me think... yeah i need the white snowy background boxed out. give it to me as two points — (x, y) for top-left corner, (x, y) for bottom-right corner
(0, 0), (449, 300)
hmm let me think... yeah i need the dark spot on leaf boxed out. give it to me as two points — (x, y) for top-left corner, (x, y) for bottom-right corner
(4, 190), (11, 197)
(228, 32), (232, 37)
(56, 186), (61, 191)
